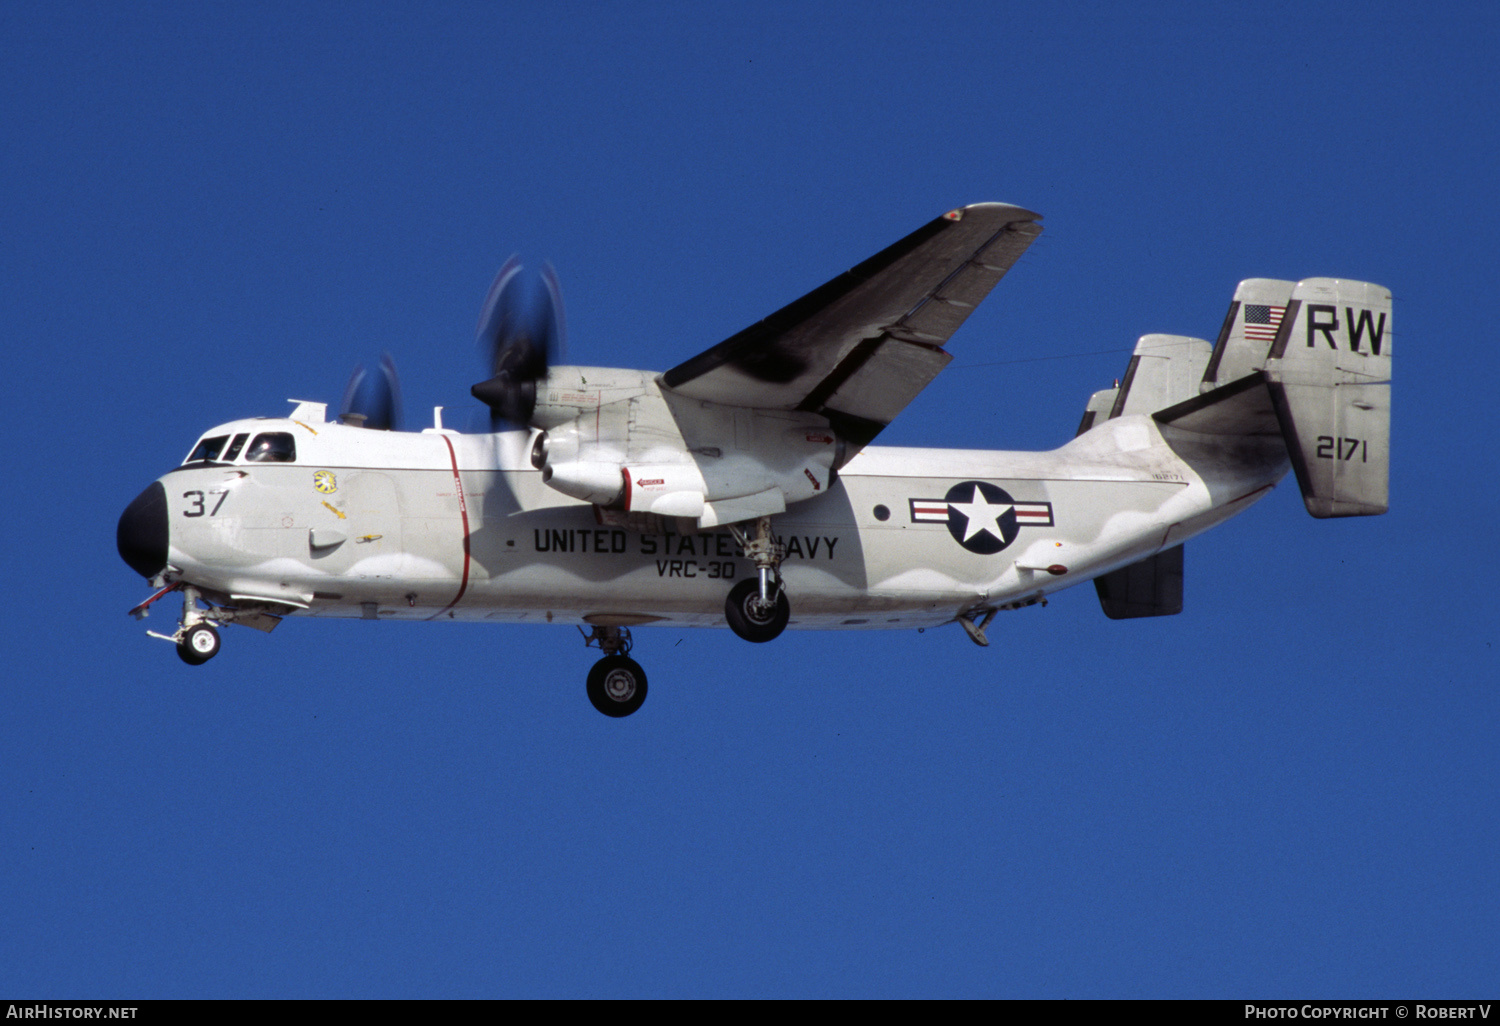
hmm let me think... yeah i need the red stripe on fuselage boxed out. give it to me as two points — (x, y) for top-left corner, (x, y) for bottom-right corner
(429, 434), (472, 619)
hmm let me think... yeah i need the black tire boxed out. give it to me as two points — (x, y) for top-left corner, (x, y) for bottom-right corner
(177, 624), (220, 666)
(586, 655), (648, 717)
(725, 577), (790, 643)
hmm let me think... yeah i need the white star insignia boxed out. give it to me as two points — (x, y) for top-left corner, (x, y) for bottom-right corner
(948, 485), (1012, 543)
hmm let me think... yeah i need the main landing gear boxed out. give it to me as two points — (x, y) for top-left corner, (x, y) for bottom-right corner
(577, 514), (787, 717)
(725, 516), (790, 643)
(580, 625), (647, 717)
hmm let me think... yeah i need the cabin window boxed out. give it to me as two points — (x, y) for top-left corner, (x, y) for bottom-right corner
(244, 432), (296, 463)
(184, 435), (229, 464)
(223, 433), (249, 461)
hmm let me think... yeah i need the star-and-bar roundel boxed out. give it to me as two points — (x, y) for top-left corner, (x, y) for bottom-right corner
(909, 481), (1054, 554)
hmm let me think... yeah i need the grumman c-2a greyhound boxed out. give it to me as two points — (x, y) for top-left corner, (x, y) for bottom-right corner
(117, 203), (1392, 716)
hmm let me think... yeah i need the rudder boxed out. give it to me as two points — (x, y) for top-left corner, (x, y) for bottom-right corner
(1263, 278), (1392, 517)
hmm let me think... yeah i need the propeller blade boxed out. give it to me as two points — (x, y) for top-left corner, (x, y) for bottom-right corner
(340, 351), (402, 430)
(471, 257), (565, 428)
(540, 261), (567, 365)
(475, 256), (524, 358)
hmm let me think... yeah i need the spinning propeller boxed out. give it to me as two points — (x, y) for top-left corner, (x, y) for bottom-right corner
(470, 257), (566, 428)
(339, 351), (402, 430)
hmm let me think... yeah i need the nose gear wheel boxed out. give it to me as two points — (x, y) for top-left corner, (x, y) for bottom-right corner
(177, 623), (221, 665)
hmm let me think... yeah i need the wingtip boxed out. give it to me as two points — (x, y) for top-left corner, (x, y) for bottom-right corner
(949, 202), (1043, 223)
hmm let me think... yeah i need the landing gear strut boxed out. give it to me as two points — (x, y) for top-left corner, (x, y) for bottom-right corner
(142, 584), (225, 666)
(580, 625), (647, 717)
(726, 517), (790, 643)
(135, 583), (287, 666)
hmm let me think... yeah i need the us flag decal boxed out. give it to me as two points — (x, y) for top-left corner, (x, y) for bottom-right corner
(1242, 303), (1286, 343)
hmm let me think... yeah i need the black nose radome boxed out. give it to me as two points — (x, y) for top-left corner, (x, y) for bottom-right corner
(117, 481), (168, 579)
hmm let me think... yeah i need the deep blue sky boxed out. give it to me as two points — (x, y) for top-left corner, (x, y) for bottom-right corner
(3, 1), (1496, 998)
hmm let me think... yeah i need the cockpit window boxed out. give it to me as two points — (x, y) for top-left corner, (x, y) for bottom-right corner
(223, 433), (249, 461)
(184, 435), (229, 464)
(244, 432), (296, 463)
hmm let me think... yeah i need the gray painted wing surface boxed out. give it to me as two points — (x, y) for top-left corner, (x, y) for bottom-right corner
(661, 203), (1042, 445)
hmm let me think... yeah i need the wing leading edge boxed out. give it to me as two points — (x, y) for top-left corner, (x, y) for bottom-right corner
(661, 202), (1042, 450)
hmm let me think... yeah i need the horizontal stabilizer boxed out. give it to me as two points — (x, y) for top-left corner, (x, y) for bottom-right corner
(1095, 545), (1184, 619)
(1154, 372), (1281, 437)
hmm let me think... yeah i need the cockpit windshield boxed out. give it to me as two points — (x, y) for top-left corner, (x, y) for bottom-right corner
(244, 432), (296, 463)
(184, 435), (229, 464)
(223, 433), (249, 461)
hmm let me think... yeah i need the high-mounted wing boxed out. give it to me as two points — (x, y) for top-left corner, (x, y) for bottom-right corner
(661, 202), (1042, 448)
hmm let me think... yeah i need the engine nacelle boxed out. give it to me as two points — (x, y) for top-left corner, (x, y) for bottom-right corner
(528, 367), (653, 431)
(621, 463), (709, 518)
(541, 460), (626, 507)
(525, 367), (841, 528)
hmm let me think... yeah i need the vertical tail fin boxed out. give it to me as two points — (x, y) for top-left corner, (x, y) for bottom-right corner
(1091, 277), (1392, 518)
(1112, 334), (1214, 417)
(1075, 334), (1210, 434)
(1076, 386), (1118, 436)
(1263, 278), (1392, 517)
(1201, 278), (1296, 390)
(1095, 544), (1185, 618)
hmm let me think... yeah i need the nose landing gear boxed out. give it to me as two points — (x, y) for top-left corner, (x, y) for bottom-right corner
(580, 625), (647, 717)
(135, 584), (226, 665)
(133, 582), (284, 666)
(178, 622), (222, 665)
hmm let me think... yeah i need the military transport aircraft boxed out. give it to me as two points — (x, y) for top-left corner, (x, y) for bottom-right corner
(117, 203), (1392, 717)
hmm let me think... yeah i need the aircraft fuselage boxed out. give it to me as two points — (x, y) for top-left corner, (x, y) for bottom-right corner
(126, 406), (1289, 631)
